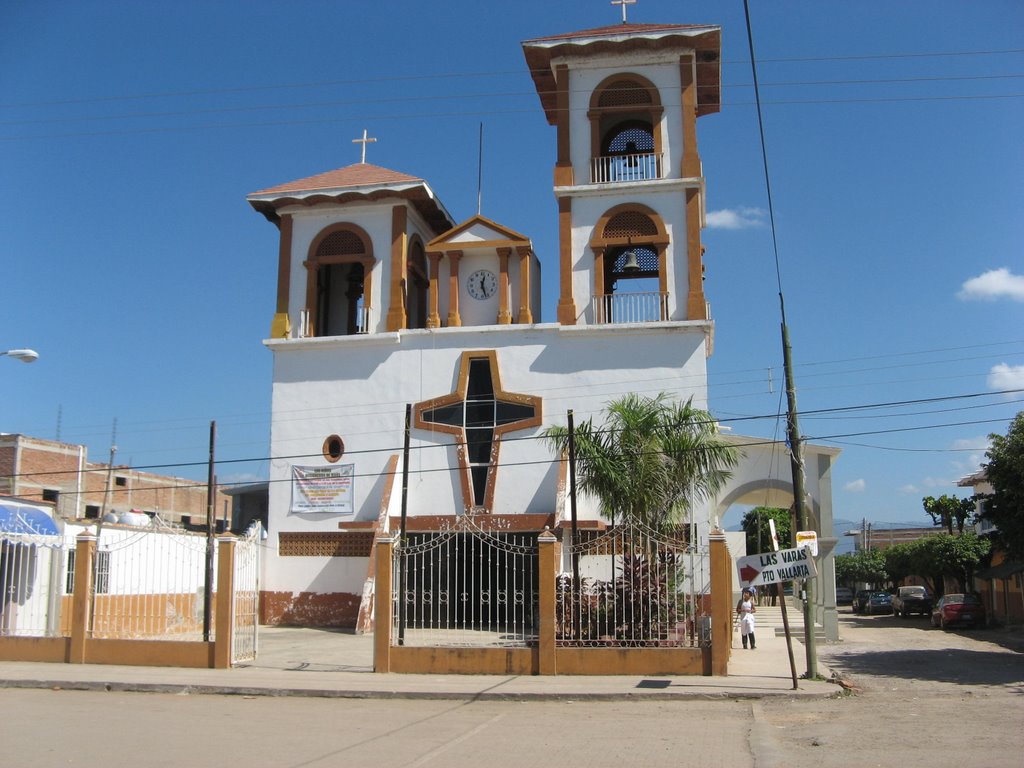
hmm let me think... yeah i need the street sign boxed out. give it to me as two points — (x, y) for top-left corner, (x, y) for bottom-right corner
(736, 546), (818, 588)
(795, 530), (818, 556)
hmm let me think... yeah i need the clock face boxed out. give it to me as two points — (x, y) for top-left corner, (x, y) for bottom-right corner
(467, 269), (497, 300)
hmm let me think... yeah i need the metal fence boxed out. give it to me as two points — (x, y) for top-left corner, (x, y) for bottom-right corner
(231, 523), (262, 663)
(1, 521), (263, 655)
(87, 521), (212, 640)
(593, 292), (669, 325)
(557, 520), (710, 647)
(1, 535), (65, 637)
(392, 517), (539, 648)
(590, 152), (664, 184)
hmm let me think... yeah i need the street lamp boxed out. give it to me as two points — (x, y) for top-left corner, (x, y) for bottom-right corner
(1, 349), (39, 363)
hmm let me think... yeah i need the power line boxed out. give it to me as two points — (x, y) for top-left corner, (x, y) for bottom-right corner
(9, 388), (1020, 486)
(3, 46), (1021, 110)
(37, 336), (1023, 444)
(5, 73), (1022, 129)
(11, 409), (1008, 505)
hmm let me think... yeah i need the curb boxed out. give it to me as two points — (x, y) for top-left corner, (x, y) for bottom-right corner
(0, 677), (842, 702)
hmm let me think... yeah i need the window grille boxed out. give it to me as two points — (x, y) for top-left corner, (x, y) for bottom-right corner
(604, 211), (658, 239)
(65, 549), (111, 594)
(607, 126), (654, 154)
(279, 532), (374, 558)
(597, 80), (653, 108)
(317, 230), (365, 257)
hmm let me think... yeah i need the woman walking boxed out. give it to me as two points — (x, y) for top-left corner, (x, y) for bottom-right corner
(736, 588), (757, 649)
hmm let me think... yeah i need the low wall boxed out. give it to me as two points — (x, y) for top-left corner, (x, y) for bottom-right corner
(374, 530), (732, 676)
(0, 534), (237, 670)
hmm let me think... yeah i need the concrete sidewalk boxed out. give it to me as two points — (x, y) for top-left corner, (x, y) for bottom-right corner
(0, 608), (838, 701)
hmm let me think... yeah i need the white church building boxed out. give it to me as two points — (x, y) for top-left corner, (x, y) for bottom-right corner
(246, 19), (841, 639)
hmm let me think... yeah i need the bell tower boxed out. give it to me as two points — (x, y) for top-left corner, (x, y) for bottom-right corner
(522, 22), (721, 327)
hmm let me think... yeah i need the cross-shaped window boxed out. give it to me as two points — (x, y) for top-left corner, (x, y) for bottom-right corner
(416, 351), (542, 512)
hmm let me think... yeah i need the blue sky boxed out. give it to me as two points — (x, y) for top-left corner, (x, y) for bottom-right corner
(2, 0), (1022, 537)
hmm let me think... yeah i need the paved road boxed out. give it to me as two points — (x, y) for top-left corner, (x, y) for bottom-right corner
(752, 609), (1024, 768)
(1, 610), (1020, 767)
(1, 691), (754, 768)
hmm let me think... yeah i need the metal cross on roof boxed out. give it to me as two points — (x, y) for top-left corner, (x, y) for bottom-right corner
(352, 128), (377, 164)
(611, 0), (636, 23)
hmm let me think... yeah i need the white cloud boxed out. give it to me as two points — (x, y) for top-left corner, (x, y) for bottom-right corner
(988, 363), (1024, 393)
(951, 436), (989, 451)
(843, 479), (866, 492)
(898, 484), (920, 495)
(958, 268), (1024, 302)
(706, 207), (766, 230)
(949, 436), (989, 475)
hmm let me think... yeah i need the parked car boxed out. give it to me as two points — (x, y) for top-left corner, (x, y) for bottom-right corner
(931, 593), (986, 629)
(892, 585), (933, 617)
(863, 591), (893, 615)
(836, 587), (854, 605)
(853, 589), (872, 614)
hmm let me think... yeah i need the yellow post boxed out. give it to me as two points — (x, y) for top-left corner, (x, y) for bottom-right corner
(68, 533), (96, 664)
(708, 528), (732, 675)
(213, 536), (236, 669)
(537, 529), (559, 675)
(373, 536), (394, 673)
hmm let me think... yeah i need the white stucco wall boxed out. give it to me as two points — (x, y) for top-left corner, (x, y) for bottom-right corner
(546, 53), (696, 327)
(562, 53), (685, 182)
(568, 189), (688, 325)
(280, 199), (439, 336)
(264, 321), (711, 595)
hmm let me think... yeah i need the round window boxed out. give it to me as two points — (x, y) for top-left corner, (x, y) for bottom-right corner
(322, 435), (345, 463)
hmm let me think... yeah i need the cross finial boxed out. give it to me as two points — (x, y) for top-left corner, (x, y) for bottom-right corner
(352, 128), (377, 164)
(611, 0), (636, 23)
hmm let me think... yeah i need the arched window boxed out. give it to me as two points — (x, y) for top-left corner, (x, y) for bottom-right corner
(589, 74), (664, 183)
(304, 224), (374, 336)
(590, 205), (670, 324)
(406, 237), (428, 330)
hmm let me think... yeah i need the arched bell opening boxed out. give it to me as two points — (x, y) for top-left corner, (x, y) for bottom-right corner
(407, 238), (428, 330)
(317, 261), (367, 336)
(304, 224), (375, 337)
(589, 75), (664, 183)
(591, 205), (670, 325)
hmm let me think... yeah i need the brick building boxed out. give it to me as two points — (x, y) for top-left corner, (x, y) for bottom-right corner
(0, 433), (227, 526)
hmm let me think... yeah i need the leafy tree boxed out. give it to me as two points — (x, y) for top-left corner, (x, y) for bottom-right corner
(740, 506), (792, 556)
(834, 548), (887, 587)
(878, 533), (990, 596)
(922, 494), (975, 535)
(938, 532), (990, 592)
(914, 533), (990, 596)
(882, 542), (917, 589)
(979, 411), (1024, 560)
(544, 393), (739, 533)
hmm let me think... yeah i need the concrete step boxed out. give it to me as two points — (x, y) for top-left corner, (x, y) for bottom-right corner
(741, 605), (826, 639)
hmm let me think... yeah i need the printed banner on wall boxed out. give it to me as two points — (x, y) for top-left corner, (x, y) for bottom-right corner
(290, 464), (354, 515)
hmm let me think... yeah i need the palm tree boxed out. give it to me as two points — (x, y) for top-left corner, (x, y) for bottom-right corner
(544, 393), (739, 534)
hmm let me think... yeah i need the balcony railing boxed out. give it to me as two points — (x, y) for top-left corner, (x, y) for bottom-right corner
(298, 306), (373, 338)
(590, 152), (664, 184)
(592, 292), (669, 325)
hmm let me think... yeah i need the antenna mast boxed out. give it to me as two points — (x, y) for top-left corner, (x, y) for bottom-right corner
(476, 122), (484, 216)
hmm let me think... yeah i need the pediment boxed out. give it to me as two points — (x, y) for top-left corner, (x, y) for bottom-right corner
(428, 214), (531, 250)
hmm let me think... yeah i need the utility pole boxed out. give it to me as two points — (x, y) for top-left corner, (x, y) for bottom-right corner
(92, 420), (118, 627)
(397, 404), (411, 646)
(567, 409), (581, 642)
(202, 421), (216, 642)
(781, 308), (816, 679)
